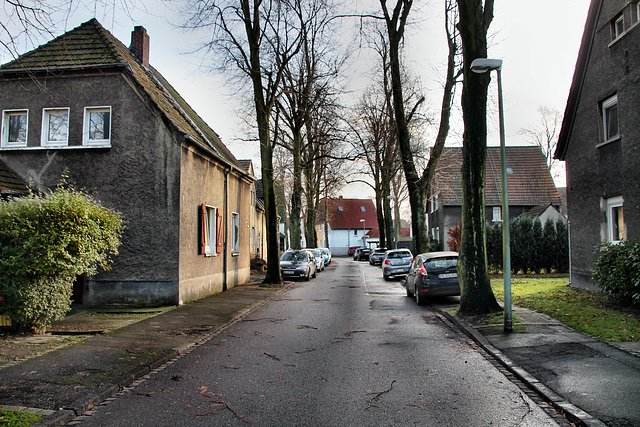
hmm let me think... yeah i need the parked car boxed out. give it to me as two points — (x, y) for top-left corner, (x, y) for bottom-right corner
(319, 248), (332, 265)
(405, 251), (460, 305)
(353, 247), (372, 261)
(307, 249), (325, 272)
(382, 249), (413, 280)
(369, 248), (387, 266)
(280, 250), (317, 281)
(348, 246), (362, 256)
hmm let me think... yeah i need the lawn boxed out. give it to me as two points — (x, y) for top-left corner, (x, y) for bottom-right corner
(0, 409), (42, 426)
(490, 277), (640, 342)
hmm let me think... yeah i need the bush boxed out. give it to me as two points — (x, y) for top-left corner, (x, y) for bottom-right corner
(593, 239), (640, 307)
(0, 182), (123, 332)
(446, 221), (461, 253)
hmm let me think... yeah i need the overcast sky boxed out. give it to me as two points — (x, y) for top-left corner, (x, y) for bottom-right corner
(3, 0), (591, 195)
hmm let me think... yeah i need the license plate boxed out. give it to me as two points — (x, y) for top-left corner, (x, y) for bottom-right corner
(439, 273), (457, 278)
(394, 268), (408, 273)
(283, 270), (294, 275)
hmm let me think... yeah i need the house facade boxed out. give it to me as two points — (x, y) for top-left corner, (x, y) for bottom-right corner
(316, 197), (377, 255)
(555, 0), (639, 290)
(428, 147), (562, 250)
(0, 19), (254, 306)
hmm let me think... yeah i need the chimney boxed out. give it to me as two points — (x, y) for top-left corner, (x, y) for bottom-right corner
(130, 26), (150, 67)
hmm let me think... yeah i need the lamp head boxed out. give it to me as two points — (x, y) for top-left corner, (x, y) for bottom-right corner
(471, 58), (503, 73)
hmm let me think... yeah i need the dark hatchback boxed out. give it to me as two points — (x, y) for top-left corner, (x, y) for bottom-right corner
(405, 251), (460, 305)
(353, 248), (372, 261)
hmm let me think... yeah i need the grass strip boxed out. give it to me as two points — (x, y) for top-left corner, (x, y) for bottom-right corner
(490, 277), (640, 342)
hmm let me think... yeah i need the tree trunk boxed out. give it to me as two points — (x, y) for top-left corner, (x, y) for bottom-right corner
(289, 130), (303, 249)
(456, 0), (500, 313)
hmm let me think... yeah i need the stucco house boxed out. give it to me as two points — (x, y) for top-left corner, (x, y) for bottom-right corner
(555, 0), (639, 289)
(240, 160), (267, 262)
(428, 146), (562, 250)
(316, 197), (377, 255)
(0, 19), (255, 306)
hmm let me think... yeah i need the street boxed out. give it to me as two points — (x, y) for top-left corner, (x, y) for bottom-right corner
(71, 258), (561, 426)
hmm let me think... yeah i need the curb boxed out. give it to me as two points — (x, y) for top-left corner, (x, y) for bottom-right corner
(434, 307), (607, 427)
(32, 282), (293, 427)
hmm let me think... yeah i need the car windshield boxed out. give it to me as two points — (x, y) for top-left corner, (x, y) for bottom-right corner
(387, 251), (411, 259)
(374, 249), (387, 253)
(424, 256), (457, 269)
(281, 251), (308, 262)
(310, 250), (321, 257)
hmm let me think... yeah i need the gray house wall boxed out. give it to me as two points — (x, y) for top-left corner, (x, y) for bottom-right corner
(562, 1), (640, 289)
(0, 71), (182, 305)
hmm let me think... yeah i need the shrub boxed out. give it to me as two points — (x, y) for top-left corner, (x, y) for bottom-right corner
(593, 239), (640, 307)
(446, 221), (461, 253)
(0, 183), (123, 332)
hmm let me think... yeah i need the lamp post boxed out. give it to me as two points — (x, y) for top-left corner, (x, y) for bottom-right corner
(360, 219), (366, 247)
(387, 195), (398, 249)
(471, 57), (512, 333)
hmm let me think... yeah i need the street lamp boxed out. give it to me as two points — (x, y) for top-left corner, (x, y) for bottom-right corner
(360, 219), (366, 247)
(471, 57), (512, 333)
(387, 195), (398, 249)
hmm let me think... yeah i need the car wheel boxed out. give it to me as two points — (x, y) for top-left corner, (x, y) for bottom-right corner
(383, 273), (390, 281)
(406, 284), (413, 297)
(305, 269), (311, 281)
(415, 289), (425, 306)
(312, 268), (317, 278)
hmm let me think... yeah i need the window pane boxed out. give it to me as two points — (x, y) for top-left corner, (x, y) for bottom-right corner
(605, 103), (618, 140)
(8, 114), (27, 143)
(613, 206), (625, 241)
(47, 112), (68, 142)
(89, 111), (110, 140)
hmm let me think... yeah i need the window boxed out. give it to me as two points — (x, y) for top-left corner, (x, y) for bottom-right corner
(360, 206), (366, 212)
(606, 196), (626, 243)
(633, 2), (640, 24)
(231, 212), (240, 253)
(338, 205), (344, 212)
(2, 110), (28, 147)
(493, 206), (502, 222)
(42, 108), (69, 146)
(601, 95), (619, 143)
(613, 15), (625, 39)
(429, 194), (440, 213)
(200, 205), (223, 255)
(83, 107), (111, 146)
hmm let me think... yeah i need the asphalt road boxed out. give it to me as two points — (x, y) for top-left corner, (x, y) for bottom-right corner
(70, 258), (561, 426)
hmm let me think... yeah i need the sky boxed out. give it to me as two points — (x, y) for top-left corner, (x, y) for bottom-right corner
(2, 0), (591, 200)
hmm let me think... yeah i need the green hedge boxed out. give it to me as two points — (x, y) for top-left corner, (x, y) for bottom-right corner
(593, 239), (640, 307)
(0, 183), (123, 332)
(486, 216), (568, 274)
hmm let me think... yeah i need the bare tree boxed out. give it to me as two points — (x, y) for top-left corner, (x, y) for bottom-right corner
(377, 0), (461, 254)
(456, 0), (501, 314)
(519, 106), (562, 178)
(182, 0), (304, 284)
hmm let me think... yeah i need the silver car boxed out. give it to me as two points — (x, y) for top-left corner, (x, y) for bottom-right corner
(307, 249), (325, 272)
(280, 250), (317, 281)
(382, 249), (413, 280)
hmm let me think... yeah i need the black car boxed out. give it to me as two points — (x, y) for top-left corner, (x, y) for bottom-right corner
(280, 250), (317, 281)
(353, 248), (372, 261)
(405, 251), (460, 305)
(369, 248), (387, 265)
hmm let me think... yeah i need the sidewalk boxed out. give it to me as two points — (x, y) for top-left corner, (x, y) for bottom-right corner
(1, 282), (639, 427)
(0, 281), (291, 426)
(436, 304), (640, 427)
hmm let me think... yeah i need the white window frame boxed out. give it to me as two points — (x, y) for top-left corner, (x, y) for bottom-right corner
(1, 109), (28, 148)
(204, 205), (218, 255)
(614, 15), (625, 39)
(606, 196), (626, 243)
(231, 212), (240, 254)
(601, 95), (619, 143)
(83, 106), (111, 146)
(633, 1), (640, 25)
(493, 206), (502, 222)
(42, 108), (69, 147)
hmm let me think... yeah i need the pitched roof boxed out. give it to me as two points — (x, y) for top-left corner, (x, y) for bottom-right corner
(432, 147), (561, 207)
(318, 197), (377, 229)
(0, 161), (30, 196)
(0, 19), (244, 171)
(365, 227), (411, 238)
(555, 0), (602, 160)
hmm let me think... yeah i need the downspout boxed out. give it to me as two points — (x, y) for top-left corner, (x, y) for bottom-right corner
(223, 167), (231, 291)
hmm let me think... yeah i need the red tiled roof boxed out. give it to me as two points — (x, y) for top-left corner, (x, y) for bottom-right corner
(318, 197), (377, 229)
(432, 147), (561, 206)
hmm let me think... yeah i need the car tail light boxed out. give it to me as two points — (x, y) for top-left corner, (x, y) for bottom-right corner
(384, 259), (390, 265)
(410, 257), (414, 263)
(419, 264), (429, 277)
